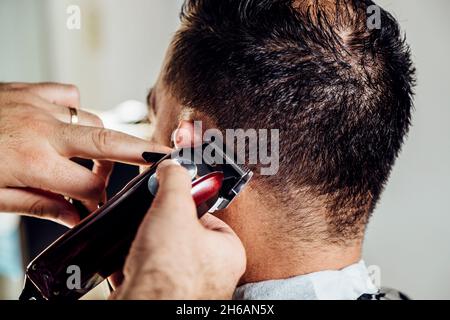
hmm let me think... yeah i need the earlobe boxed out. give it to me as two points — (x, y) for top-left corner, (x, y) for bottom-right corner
(172, 120), (202, 148)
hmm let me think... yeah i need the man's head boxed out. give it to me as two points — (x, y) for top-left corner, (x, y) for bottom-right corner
(147, 0), (415, 246)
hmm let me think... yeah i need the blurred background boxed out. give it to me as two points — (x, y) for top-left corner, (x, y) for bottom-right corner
(0, 0), (449, 299)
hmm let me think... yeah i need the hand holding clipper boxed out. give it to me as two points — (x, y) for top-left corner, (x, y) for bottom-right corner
(112, 160), (247, 300)
(20, 140), (252, 300)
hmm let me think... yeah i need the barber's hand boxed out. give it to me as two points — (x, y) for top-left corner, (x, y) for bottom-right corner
(0, 82), (170, 227)
(112, 160), (246, 300)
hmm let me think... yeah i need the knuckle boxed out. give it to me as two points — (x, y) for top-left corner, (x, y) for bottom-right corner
(92, 128), (115, 154)
(28, 198), (48, 218)
(21, 110), (53, 133)
(16, 102), (40, 117)
(66, 84), (80, 100)
(89, 113), (104, 128)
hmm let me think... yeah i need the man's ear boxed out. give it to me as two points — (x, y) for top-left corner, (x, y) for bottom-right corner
(172, 120), (203, 148)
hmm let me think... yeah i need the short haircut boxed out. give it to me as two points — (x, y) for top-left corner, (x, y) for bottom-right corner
(165, 0), (416, 242)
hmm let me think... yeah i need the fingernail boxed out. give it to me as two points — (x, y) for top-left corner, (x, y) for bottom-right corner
(142, 152), (167, 163)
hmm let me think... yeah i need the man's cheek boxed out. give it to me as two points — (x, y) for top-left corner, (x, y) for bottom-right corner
(151, 122), (173, 147)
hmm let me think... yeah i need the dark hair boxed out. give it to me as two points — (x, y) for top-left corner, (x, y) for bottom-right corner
(165, 0), (416, 242)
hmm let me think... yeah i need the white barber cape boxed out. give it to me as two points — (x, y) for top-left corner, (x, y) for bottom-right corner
(233, 260), (378, 300)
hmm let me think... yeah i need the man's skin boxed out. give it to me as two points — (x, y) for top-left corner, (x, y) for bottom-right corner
(142, 47), (362, 286)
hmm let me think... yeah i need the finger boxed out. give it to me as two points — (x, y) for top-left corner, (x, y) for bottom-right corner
(22, 156), (105, 202)
(26, 82), (81, 109)
(93, 160), (114, 189)
(23, 93), (103, 127)
(0, 188), (79, 227)
(150, 160), (196, 220)
(52, 124), (172, 165)
(78, 160), (113, 212)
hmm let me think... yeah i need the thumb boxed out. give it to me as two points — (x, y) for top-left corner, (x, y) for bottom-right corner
(0, 188), (79, 227)
(150, 160), (196, 221)
(131, 160), (197, 249)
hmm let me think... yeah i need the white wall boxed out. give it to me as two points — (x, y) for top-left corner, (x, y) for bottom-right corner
(0, 0), (49, 81)
(43, 0), (181, 110)
(363, 0), (450, 299)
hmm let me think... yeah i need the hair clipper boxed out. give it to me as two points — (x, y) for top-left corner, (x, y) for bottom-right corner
(19, 140), (252, 300)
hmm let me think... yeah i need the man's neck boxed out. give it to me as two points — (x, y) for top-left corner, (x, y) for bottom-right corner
(217, 189), (364, 285)
(239, 240), (363, 284)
